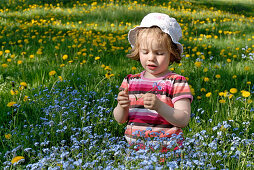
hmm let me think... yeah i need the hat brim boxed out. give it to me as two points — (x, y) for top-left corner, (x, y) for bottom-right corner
(128, 26), (143, 47)
(128, 26), (183, 54)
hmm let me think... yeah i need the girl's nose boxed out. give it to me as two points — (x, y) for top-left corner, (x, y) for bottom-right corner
(148, 53), (156, 61)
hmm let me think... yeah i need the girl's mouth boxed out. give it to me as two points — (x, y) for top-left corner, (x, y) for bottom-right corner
(147, 65), (157, 70)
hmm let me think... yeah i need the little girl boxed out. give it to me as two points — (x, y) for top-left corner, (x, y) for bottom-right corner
(113, 13), (193, 150)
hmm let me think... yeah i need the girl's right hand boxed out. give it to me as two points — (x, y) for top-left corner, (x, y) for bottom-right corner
(117, 88), (130, 108)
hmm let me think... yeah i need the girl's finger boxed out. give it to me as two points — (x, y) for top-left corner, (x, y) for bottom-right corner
(124, 88), (128, 94)
(118, 96), (129, 101)
(119, 100), (130, 106)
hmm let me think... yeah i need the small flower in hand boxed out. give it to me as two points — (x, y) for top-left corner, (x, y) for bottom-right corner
(143, 93), (162, 111)
(134, 81), (162, 101)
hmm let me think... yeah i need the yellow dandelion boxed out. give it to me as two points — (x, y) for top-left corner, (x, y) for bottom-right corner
(19, 82), (27, 90)
(5, 134), (12, 139)
(215, 74), (221, 79)
(214, 65), (219, 69)
(37, 50), (42, 55)
(200, 88), (206, 92)
(68, 60), (73, 63)
(62, 54), (68, 60)
(190, 87), (195, 95)
(11, 156), (25, 164)
(226, 59), (231, 63)
(10, 89), (18, 95)
(206, 92), (212, 97)
(232, 75), (237, 79)
(219, 92), (224, 96)
(7, 59), (11, 62)
(95, 56), (100, 60)
(244, 66), (250, 71)
(0, 51), (3, 55)
(204, 77), (209, 82)
(5, 50), (10, 54)
(223, 91), (228, 97)
(230, 88), (237, 94)
(194, 61), (202, 68)
(7, 101), (17, 107)
(29, 55), (34, 59)
(196, 95), (201, 100)
(101, 64), (105, 68)
(104, 66), (112, 71)
(58, 76), (63, 82)
(60, 64), (65, 67)
(49, 70), (57, 76)
(20, 82), (27, 87)
(228, 94), (233, 99)
(23, 95), (29, 101)
(247, 81), (251, 85)
(82, 60), (86, 64)
(105, 73), (114, 79)
(247, 99), (253, 104)
(241, 90), (250, 98)
(203, 68), (208, 72)
(219, 99), (226, 103)
(131, 66), (137, 70)
(170, 67), (174, 71)
(2, 64), (8, 68)
(17, 60), (23, 64)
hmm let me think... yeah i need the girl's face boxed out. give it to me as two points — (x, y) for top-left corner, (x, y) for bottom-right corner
(139, 33), (171, 78)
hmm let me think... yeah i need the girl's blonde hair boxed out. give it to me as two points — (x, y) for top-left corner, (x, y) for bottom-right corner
(127, 26), (181, 64)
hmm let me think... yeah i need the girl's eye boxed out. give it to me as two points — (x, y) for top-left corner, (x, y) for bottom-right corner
(157, 52), (164, 55)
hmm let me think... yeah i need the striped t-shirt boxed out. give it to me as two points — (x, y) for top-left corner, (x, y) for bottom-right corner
(119, 71), (193, 145)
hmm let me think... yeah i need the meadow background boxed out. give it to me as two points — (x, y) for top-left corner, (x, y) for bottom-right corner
(0, 0), (253, 169)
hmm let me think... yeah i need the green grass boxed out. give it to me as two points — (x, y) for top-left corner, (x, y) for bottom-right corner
(190, 0), (254, 17)
(0, 0), (253, 169)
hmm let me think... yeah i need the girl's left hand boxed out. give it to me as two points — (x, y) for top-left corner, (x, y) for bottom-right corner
(142, 93), (161, 111)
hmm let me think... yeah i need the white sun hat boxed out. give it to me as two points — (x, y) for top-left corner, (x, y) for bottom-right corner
(128, 13), (183, 54)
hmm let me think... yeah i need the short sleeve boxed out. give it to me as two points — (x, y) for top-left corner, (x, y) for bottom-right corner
(171, 76), (193, 104)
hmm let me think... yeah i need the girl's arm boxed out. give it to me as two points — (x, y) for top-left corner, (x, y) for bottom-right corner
(113, 103), (129, 124)
(143, 93), (191, 128)
(113, 88), (130, 124)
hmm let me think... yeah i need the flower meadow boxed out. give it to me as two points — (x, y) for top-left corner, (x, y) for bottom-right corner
(0, 0), (253, 169)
